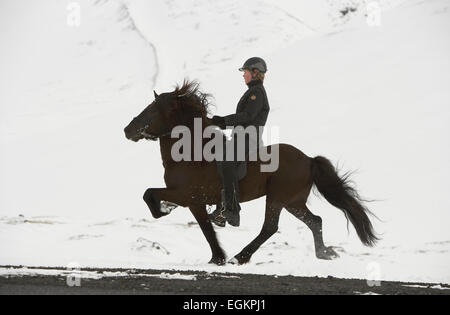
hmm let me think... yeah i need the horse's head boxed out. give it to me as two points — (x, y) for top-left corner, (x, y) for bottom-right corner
(124, 90), (175, 142)
(124, 80), (212, 142)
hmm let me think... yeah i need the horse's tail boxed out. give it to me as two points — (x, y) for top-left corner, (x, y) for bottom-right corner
(311, 156), (378, 247)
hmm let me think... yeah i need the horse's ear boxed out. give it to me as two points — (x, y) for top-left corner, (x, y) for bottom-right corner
(153, 90), (159, 99)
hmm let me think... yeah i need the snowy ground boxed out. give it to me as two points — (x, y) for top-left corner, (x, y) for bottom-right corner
(1, 0), (449, 285)
(0, 212), (449, 285)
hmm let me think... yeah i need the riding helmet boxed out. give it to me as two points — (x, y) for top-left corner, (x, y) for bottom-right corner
(239, 57), (267, 73)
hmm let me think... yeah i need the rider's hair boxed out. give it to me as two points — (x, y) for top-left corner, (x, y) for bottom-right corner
(252, 69), (265, 82)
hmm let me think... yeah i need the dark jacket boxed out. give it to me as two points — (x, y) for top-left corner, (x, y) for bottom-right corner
(223, 80), (270, 128)
(222, 80), (270, 159)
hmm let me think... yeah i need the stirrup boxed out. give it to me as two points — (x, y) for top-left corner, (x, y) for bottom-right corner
(209, 206), (227, 227)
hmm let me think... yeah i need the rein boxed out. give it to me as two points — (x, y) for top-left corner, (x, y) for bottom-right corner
(141, 127), (171, 140)
(137, 91), (198, 141)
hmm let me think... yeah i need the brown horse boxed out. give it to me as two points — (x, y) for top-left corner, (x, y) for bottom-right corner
(124, 80), (378, 265)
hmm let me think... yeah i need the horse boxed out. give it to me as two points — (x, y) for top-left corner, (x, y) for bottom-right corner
(124, 80), (378, 265)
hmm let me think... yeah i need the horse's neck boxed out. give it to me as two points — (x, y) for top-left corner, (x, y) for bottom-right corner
(159, 118), (213, 169)
(159, 137), (178, 169)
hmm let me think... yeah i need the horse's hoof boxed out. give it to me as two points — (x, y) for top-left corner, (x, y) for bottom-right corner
(209, 256), (226, 266)
(316, 246), (340, 260)
(143, 189), (167, 219)
(228, 257), (239, 265)
(150, 208), (169, 219)
(229, 255), (250, 265)
(153, 211), (169, 219)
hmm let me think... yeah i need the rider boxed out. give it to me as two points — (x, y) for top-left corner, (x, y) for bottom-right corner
(210, 57), (270, 227)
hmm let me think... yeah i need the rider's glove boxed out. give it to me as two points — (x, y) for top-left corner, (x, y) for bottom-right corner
(212, 115), (226, 129)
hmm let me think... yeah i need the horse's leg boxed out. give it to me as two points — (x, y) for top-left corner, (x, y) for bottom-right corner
(286, 201), (339, 260)
(189, 204), (226, 265)
(143, 188), (187, 219)
(230, 199), (283, 265)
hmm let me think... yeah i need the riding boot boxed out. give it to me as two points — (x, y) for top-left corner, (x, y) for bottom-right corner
(222, 180), (241, 227)
(212, 153), (241, 227)
(209, 182), (241, 227)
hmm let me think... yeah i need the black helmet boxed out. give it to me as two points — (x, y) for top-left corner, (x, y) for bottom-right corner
(239, 57), (267, 73)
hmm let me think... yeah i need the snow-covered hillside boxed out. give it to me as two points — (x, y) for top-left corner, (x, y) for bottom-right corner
(1, 0), (449, 284)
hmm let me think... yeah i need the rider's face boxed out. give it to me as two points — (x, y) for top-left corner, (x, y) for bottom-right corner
(243, 69), (252, 84)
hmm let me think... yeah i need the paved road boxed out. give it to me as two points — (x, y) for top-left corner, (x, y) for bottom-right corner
(0, 266), (449, 295)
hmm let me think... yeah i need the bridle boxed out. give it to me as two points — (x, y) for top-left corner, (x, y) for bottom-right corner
(135, 116), (171, 141)
(135, 93), (188, 141)
(137, 123), (171, 141)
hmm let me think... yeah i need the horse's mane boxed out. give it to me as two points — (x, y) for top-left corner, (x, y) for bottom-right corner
(172, 79), (214, 118)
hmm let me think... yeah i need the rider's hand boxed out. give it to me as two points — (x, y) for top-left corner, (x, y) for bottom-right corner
(212, 115), (226, 129)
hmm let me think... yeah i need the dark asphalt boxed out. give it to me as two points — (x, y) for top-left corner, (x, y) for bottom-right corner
(0, 266), (449, 295)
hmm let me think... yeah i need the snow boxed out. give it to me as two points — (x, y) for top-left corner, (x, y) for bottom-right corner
(1, 0), (450, 285)
(402, 284), (450, 290)
(0, 267), (104, 279)
(0, 266), (198, 281)
(354, 291), (382, 295)
(0, 213), (448, 284)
